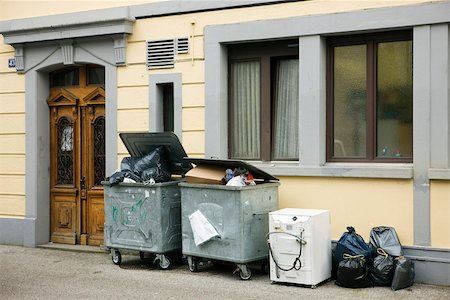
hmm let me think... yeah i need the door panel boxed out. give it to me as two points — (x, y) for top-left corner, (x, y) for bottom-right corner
(49, 66), (105, 246)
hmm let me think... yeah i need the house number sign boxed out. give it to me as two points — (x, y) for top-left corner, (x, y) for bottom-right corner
(8, 58), (16, 68)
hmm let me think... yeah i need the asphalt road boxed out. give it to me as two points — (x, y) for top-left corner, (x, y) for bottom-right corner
(1, 245), (449, 299)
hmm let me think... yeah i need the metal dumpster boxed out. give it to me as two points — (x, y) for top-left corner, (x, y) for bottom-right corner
(180, 158), (279, 280)
(103, 132), (192, 269)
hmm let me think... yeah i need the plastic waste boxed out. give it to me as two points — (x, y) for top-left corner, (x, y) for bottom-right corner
(335, 254), (372, 288)
(391, 256), (414, 291)
(370, 248), (395, 286)
(226, 175), (246, 187)
(369, 226), (403, 257)
(335, 226), (373, 264)
(134, 146), (171, 183)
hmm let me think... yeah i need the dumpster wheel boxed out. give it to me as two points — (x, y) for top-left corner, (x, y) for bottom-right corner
(111, 249), (122, 265)
(187, 256), (198, 272)
(155, 254), (171, 270)
(237, 264), (252, 280)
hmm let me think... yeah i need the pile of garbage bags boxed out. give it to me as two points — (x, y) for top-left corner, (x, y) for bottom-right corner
(107, 146), (171, 185)
(333, 226), (415, 291)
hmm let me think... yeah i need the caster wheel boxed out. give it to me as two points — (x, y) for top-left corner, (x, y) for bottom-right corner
(139, 251), (146, 261)
(158, 255), (171, 270)
(238, 264), (252, 280)
(187, 256), (198, 272)
(111, 250), (121, 265)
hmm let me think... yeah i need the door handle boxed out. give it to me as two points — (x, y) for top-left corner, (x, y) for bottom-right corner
(80, 176), (86, 190)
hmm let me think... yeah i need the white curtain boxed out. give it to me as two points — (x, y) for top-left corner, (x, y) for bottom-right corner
(273, 59), (299, 159)
(230, 61), (260, 159)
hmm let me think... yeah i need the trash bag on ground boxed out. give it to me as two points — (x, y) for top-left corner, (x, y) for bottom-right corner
(391, 256), (414, 291)
(335, 226), (373, 264)
(370, 226), (403, 257)
(335, 254), (372, 288)
(331, 244), (338, 279)
(370, 248), (395, 286)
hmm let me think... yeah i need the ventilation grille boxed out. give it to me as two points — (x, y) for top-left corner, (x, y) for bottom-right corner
(147, 39), (175, 69)
(176, 37), (189, 54)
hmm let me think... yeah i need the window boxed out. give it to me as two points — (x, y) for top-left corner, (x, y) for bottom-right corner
(327, 31), (413, 162)
(50, 68), (79, 87)
(159, 83), (174, 132)
(228, 40), (299, 161)
(87, 65), (105, 85)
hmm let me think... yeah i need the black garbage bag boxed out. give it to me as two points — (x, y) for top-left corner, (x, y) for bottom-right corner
(107, 171), (142, 186)
(370, 248), (395, 286)
(370, 226), (403, 257)
(391, 256), (415, 291)
(120, 156), (140, 173)
(336, 227), (373, 264)
(134, 146), (171, 183)
(331, 244), (338, 279)
(335, 254), (372, 288)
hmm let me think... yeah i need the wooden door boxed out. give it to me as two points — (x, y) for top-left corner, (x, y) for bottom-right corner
(48, 66), (106, 246)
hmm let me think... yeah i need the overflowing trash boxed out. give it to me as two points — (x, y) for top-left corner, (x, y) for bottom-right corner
(334, 225), (414, 291)
(103, 132), (192, 270)
(107, 146), (171, 185)
(224, 168), (256, 186)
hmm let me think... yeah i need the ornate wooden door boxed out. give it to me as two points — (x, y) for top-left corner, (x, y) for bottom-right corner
(48, 66), (105, 246)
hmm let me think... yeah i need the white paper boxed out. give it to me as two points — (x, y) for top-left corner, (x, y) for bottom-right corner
(188, 210), (220, 246)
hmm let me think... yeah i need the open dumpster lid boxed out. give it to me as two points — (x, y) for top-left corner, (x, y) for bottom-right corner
(119, 132), (192, 175)
(184, 158), (279, 182)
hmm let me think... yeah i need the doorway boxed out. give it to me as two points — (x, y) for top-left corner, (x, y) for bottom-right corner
(48, 65), (105, 246)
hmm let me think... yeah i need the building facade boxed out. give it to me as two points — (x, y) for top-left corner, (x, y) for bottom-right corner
(0, 0), (449, 285)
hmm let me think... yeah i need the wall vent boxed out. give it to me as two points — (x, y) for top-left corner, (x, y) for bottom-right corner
(176, 37), (189, 54)
(147, 39), (175, 69)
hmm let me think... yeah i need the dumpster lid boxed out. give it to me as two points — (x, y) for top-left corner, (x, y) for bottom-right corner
(119, 132), (192, 175)
(184, 158), (279, 182)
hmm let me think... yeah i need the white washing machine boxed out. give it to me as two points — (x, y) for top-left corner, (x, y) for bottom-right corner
(268, 208), (331, 287)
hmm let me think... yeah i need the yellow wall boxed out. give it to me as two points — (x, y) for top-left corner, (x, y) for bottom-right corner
(118, 0), (433, 159)
(0, 0), (162, 20)
(0, 35), (25, 217)
(277, 177), (414, 245)
(431, 180), (450, 248)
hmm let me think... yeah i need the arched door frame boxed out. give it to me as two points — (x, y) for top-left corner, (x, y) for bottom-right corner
(23, 38), (119, 246)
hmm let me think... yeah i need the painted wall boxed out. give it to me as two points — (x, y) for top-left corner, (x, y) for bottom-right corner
(0, 34), (25, 217)
(115, 0), (428, 246)
(430, 180), (450, 248)
(119, 0), (434, 161)
(278, 177), (414, 245)
(0, 0), (161, 20)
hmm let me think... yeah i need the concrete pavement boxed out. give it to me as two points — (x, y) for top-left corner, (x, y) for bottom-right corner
(0, 245), (449, 299)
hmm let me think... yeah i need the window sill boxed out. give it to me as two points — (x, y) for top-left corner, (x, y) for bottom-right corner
(249, 161), (413, 179)
(429, 169), (450, 180)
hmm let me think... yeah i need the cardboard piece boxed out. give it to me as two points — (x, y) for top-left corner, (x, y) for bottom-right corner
(185, 164), (227, 185)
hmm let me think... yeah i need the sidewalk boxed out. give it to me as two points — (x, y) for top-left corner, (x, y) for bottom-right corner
(0, 245), (449, 299)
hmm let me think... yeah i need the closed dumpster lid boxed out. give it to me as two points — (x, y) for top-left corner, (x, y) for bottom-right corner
(119, 132), (192, 175)
(184, 158), (279, 182)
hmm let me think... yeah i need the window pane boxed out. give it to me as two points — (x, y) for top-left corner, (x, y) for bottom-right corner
(273, 59), (299, 160)
(88, 66), (105, 85)
(51, 68), (79, 87)
(230, 61), (260, 159)
(333, 45), (367, 158)
(376, 41), (413, 158)
(57, 118), (73, 185)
